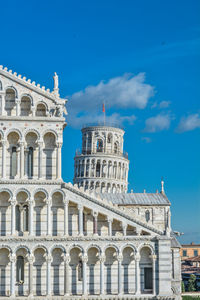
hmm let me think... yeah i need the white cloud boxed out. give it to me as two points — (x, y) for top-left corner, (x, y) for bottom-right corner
(141, 137), (152, 143)
(67, 73), (154, 128)
(177, 113), (200, 132)
(159, 100), (171, 109)
(144, 114), (171, 133)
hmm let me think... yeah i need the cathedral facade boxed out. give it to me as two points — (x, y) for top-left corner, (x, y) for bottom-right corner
(0, 66), (181, 299)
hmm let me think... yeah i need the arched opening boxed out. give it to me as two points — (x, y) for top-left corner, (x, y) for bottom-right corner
(5, 88), (16, 116)
(20, 96), (31, 116)
(113, 162), (117, 179)
(0, 248), (10, 295)
(86, 159), (90, 177)
(51, 248), (65, 295)
(114, 142), (119, 154)
(52, 192), (64, 236)
(0, 191), (10, 236)
(97, 139), (103, 152)
(16, 191), (29, 235)
(140, 247), (153, 293)
(69, 248), (82, 295)
(96, 160), (100, 177)
(122, 247), (135, 294)
(7, 131), (20, 179)
(87, 247), (100, 295)
(33, 248), (46, 295)
(15, 248), (29, 296)
(43, 132), (56, 179)
(105, 247), (118, 294)
(16, 256), (24, 283)
(145, 210), (150, 222)
(34, 191), (47, 236)
(25, 131), (38, 178)
(91, 159), (95, 177)
(36, 103), (46, 116)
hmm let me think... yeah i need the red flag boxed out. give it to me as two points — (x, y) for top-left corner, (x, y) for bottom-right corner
(102, 103), (105, 113)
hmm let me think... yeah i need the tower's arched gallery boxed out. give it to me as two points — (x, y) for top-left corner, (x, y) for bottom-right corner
(0, 66), (181, 299)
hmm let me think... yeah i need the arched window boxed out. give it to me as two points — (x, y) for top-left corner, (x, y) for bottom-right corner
(78, 259), (83, 281)
(107, 133), (112, 143)
(97, 139), (103, 152)
(36, 103), (46, 116)
(145, 210), (150, 222)
(23, 205), (29, 231)
(16, 205), (21, 231)
(114, 142), (118, 154)
(96, 161), (100, 177)
(16, 256), (24, 283)
(11, 146), (17, 177)
(27, 147), (33, 177)
(20, 96), (31, 116)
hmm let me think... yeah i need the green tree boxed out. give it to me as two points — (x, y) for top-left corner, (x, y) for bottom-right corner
(188, 274), (196, 292)
(181, 281), (185, 292)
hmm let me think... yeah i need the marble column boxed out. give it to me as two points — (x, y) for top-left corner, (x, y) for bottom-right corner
(152, 255), (157, 295)
(82, 255), (88, 295)
(64, 254), (70, 296)
(0, 92), (5, 115)
(47, 200), (52, 236)
(107, 217), (113, 236)
(64, 199), (69, 236)
(28, 198), (34, 235)
(46, 255), (52, 296)
(93, 211), (98, 235)
(78, 204), (83, 236)
(135, 254), (141, 295)
(56, 142), (62, 180)
(38, 141), (43, 179)
(10, 254), (16, 297)
(15, 98), (20, 116)
(2, 140), (6, 179)
(118, 254), (123, 295)
(28, 254), (34, 296)
(122, 223), (127, 236)
(100, 255), (105, 295)
(10, 198), (16, 235)
(19, 141), (24, 179)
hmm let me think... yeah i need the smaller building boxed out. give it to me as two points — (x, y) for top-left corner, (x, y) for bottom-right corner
(180, 243), (200, 260)
(181, 256), (200, 291)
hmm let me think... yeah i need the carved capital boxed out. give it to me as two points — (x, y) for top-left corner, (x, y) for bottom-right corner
(56, 142), (63, 148)
(9, 254), (16, 263)
(64, 254), (70, 264)
(78, 204), (83, 211)
(99, 255), (106, 263)
(9, 198), (17, 206)
(46, 254), (52, 263)
(117, 254), (123, 262)
(81, 255), (88, 263)
(27, 254), (34, 264)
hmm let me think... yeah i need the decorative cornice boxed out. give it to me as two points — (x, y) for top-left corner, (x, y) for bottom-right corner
(0, 65), (64, 102)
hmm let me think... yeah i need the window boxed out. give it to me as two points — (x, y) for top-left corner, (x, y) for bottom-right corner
(78, 259), (83, 281)
(16, 205), (21, 231)
(36, 103), (46, 116)
(96, 161), (100, 177)
(16, 256), (24, 283)
(114, 142), (119, 154)
(183, 250), (187, 257)
(194, 250), (198, 256)
(97, 139), (103, 152)
(11, 146), (17, 177)
(28, 147), (33, 177)
(145, 210), (150, 222)
(23, 205), (29, 231)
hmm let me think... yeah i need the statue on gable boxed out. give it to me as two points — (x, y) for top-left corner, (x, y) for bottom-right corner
(53, 72), (59, 96)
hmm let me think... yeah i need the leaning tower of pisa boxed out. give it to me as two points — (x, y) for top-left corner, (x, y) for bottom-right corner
(73, 123), (129, 193)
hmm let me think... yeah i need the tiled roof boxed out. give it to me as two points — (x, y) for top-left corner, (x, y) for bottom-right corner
(98, 192), (170, 206)
(185, 255), (200, 262)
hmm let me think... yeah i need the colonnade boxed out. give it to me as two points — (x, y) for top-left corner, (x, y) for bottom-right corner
(77, 180), (127, 193)
(75, 158), (129, 182)
(0, 131), (62, 180)
(0, 245), (157, 297)
(81, 130), (124, 156)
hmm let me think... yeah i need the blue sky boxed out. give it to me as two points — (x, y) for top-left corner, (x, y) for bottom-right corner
(1, 0), (199, 243)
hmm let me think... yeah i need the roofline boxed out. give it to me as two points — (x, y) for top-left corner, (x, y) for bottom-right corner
(0, 65), (64, 102)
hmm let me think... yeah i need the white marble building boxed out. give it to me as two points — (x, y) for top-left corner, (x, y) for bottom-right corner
(0, 65), (181, 299)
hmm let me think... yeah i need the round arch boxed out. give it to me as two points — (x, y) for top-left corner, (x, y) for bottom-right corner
(5, 85), (18, 98)
(15, 188), (31, 199)
(137, 243), (155, 255)
(14, 245), (30, 255)
(6, 128), (23, 140)
(50, 244), (66, 254)
(33, 188), (49, 199)
(68, 244), (84, 255)
(103, 244), (119, 255)
(86, 244), (102, 254)
(120, 244), (137, 255)
(32, 244), (48, 254)
(24, 128), (40, 140)
(0, 188), (13, 199)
